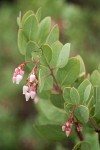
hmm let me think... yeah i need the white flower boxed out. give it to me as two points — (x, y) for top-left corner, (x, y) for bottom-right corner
(29, 74), (35, 82)
(30, 91), (36, 99)
(25, 92), (31, 101)
(16, 75), (23, 84)
(23, 85), (29, 94)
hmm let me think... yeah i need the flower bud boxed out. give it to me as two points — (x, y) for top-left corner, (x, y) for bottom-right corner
(23, 85), (29, 94)
(25, 92), (31, 101)
(16, 75), (23, 84)
(30, 91), (36, 99)
(29, 74), (35, 82)
(66, 128), (71, 137)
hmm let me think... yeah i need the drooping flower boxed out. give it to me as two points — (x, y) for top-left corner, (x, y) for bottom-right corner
(29, 74), (36, 82)
(22, 72), (38, 102)
(62, 117), (74, 137)
(12, 64), (25, 84)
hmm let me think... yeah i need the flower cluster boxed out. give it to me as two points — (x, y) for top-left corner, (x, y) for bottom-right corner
(12, 62), (38, 102)
(23, 72), (38, 102)
(62, 117), (74, 137)
(62, 116), (83, 137)
(76, 122), (82, 132)
(12, 64), (25, 84)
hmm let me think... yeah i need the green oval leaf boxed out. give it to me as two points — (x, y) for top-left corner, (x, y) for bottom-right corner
(94, 86), (100, 119)
(41, 44), (52, 65)
(36, 7), (42, 22)
(84, 84), (92, 102)
(90, 70), (100, 86)
(57, 58), (80, 86)
(23, 14), (38, 41)
(50, 41), (63, 68)
(18, 29), (28, 55)
(34, 125), (66, 141)
(70, 87), (80, 104)
(75, 105), (89, 123)
(76, 55), (86, 77)
(21, 10), (34, 26)
(73, 141), (91, 150)
(63, 87), (71, 103)
(57, 43), (70, 68)
(38, 17), (51, 44)
(50, 94), (64, 109)
(38, 99), (66, 124)
(46, 24), (59, 45)
(78, 79), (92, 104)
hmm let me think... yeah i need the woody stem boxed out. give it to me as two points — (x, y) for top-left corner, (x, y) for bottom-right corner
(47, 64), (62, 93)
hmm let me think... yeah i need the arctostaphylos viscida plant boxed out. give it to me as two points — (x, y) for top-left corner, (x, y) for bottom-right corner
(12, 8), (100, 149)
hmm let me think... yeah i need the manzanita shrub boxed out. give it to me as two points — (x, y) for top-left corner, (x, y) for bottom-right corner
(12, 8), (100, 149)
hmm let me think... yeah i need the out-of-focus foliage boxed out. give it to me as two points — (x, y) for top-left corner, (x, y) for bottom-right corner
(0, 0), (100, 150)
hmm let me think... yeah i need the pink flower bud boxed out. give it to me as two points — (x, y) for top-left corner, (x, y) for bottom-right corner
(66, 121), (69, 127)
(66, 128), (71, 137)
(23, 85), (29, 94)
(16, 75), (23, 84)
(30, 91), (36, 99)
(15, 68), (19, 73)
(20, 70), (24, 76)
(29, 74), (35, 82)
(25, 92), (31, 101)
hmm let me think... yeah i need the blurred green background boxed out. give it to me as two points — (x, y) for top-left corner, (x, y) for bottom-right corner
(0, 0), (100, 149)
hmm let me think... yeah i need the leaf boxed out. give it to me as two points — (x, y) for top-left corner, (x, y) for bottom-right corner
(73, 141), (91, 150)
(38, 66), (53, 92)
(41, 44), (52, 65)
(18, 29), (28, 55)
(64, 103), (73, 117)
(25, 41), (39, 69)
(78, 79), (92, 104)
(36, 7), (42, 22)
(75, 105), (89, 123)
(50, 94), (64, 109)
(90, 70), (100, 86)
(76, 55), (86, 77)
(94, 86), (100, 119)
(21, 10), (34, 26)
(34, 125), (66, 141)
(50, 41), (63, 68)
(57, 43), (70, 68)
(57, 58), (80, 86)
(46, 24), (59, 45)
(63, 87), (71, 103)
(38, 99), (66, 124)
(17, 11), (21, 28)
(38, 17), (51, 44)
(70, 87), (80, 104)
(84, 84), (92, 102)
(23, 14), (38, 41)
